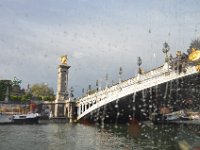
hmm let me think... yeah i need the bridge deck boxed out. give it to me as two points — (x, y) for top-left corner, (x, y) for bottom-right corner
(77, 63), (198, 120)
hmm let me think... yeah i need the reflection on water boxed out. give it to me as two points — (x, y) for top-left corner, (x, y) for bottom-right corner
(0, 122), (200, 150)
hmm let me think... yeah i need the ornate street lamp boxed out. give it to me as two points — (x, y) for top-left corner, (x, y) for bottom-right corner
(168, 54), (173, 69)
(82, 88), (84, 95)
(119, 67), (123, 83)
(137, 57), (142, 74)
(88, 84), (91, 90)
(105, 73), (108, 88)
(119, 67), (123, 76)
(88, 84), (91, 94)
(96, 80), (99, 91)
(162, 42), (170, 63)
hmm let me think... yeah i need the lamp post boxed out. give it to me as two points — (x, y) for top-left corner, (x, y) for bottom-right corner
(88, 84), (91, 95)
(96, 80), (99, 92)
(119, 67), (123, 83)
(162, 42), (170, 63)
(105, 73), (108, 88)
(137, 57), (142, 74)
(82, 88), (84, 96)
(168, 54), (173, 69)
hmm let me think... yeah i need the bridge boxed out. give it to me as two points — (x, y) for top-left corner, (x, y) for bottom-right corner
(40, 48), (200, 122)
(76, 63), (199, 121)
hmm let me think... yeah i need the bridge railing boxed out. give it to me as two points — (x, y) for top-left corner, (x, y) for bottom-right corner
(77, 64), (197, 118)
(77, 64), (169, 105)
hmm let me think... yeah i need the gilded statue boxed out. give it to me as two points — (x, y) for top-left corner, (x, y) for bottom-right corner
(60, 55), (68, 65)
(188, 48), (200, 72)
(188, 48), (200, 62)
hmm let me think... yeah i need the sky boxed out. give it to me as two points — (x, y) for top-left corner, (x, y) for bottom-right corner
(0, 0), (200, 97)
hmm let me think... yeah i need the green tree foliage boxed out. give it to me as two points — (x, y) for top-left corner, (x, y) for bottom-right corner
(188, 38), (200, 53)
(21, 93), (32, 101)
(31, 83), (55, 101)
(10, 95), (22, 101)
(0, 80), (12, 101)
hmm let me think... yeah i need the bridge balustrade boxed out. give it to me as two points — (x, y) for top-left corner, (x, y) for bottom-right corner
(78, 65), (169, 116)
(77, 64), (197, 119)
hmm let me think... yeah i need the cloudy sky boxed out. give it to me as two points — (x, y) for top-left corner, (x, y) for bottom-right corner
(0, 0), (200, 96)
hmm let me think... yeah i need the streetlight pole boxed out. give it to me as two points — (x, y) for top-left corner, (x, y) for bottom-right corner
(82, 88), (84, 96)
(162, 42), (170, 63)
(162, 42), (170, 73)
(119, 67), (123, 83)
(105, 73), (108, 88)
(96, 80), (99, 92)
(137, 57), (142, 75)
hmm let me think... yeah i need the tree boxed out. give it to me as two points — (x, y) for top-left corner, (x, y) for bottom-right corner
(188, 38), (200, 53)
(0, 80), (12, 101)
(31, 83), (55, 101)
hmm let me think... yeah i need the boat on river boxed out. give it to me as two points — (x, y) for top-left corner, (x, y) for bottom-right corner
(151, 110), (200, 124)
(0, 112), (40, 124)
(0, 113), (13, 124)
(12, 113), (40, 124)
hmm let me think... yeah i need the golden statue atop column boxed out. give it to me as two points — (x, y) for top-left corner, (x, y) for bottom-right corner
(60, 55), (68, 65)
(54, 54), (71, 118)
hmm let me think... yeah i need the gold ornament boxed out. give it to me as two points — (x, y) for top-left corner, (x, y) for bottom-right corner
(195, 65), (200, 72)
(188, 48), (200, 62)
(60, 55), (68, 65)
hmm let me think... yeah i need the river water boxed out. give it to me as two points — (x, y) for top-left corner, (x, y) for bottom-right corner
(0, 122), (200, 150)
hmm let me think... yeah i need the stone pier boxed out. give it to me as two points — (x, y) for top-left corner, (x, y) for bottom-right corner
(41, 55), (78, 122)
(54, 55), (71, 118)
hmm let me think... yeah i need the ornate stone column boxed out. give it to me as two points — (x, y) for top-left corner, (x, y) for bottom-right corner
(54, 55), (70, 117)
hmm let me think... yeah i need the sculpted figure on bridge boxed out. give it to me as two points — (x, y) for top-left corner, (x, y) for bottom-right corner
(188, 48), (200, 62)
(60, 55), (68, 65)
(188, 48), (200, 71)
